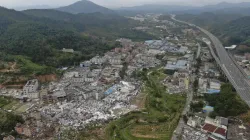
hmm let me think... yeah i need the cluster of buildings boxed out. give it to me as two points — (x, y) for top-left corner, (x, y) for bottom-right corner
(0, 79), (39, 100)
(233, 53), (250, 78)
(163, 70), (190, 94)
(181, 37), (232, 140)
(38, 38), (147, 127)
(41, 81), (138, 127)
(185, 116), (228, 140)
(186, 114), (228, 140)
(145, 39), (190, 54)
(0, 37), (166, 129)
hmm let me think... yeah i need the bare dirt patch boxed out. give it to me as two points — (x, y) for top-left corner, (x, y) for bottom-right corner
(131, 91), (147, 109)
(36, 74), (58, 83)
(131, 125), (161, 139)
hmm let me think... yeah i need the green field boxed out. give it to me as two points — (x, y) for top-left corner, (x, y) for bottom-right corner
(105, 69), (186, 140)
(0, 96), (24, 139)
(0, 96), (11, 108)
(0, 96), (28, 114)
(14, 55), (48, 75)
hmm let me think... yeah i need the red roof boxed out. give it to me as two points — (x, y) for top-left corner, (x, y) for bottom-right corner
(202, 123), (217, 133)
(214, 127), (227, 136)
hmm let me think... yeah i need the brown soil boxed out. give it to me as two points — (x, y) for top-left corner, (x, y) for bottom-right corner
(131, 91), (147, 109)
(36, 74), (58, 83)
(131, 125), (161, 139)
(0, 62), (19, 73)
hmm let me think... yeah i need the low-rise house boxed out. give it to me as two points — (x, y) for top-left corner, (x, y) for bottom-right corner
(80, 61), (91, 67)
(165, 60), (189, 71)
(202, 116), (228, 140)
(62, 48), (74, 53)
(64, 72), (79, 78)
(109, 58), (122, 65)
(187, 116), (202, 128)
(3, 135), (15, 140)
(90, 56), (106, 65)
(209, 79), (221, 90)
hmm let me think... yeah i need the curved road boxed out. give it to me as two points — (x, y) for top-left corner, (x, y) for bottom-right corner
(171, 15), (250, 107)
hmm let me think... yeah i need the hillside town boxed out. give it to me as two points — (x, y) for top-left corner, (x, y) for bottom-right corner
(0, 13), (250, 140)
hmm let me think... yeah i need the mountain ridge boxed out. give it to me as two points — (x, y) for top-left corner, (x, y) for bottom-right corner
(56, 0), (115, 14)
(117, 1), (250, 15)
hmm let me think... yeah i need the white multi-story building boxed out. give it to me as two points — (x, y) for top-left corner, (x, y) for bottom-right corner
(90, 56), (106, 65)
(109, 58), (122, 65)
(23, 79), (39, 99)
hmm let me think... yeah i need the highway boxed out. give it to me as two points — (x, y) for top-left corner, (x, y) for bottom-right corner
(171, 15), (250, 107)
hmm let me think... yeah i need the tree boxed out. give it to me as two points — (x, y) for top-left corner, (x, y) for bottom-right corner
(205, 84), (249, 117)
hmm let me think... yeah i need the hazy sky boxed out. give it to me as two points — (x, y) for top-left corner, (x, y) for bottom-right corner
(1, 0), (250, 8)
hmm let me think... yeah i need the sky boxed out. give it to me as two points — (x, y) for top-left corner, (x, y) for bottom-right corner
(1, 0), (250, 9)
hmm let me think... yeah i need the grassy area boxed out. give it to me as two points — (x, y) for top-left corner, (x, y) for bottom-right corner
(0, 96), (27, 114)
(14, 55), (48, 75)
(105, 69), (186, 140)
(0, 96), (11, 108)
(0, 96), (24, 139)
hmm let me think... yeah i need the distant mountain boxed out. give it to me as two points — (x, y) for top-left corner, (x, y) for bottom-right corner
(13, 5), (52, 11)
(211, 16), (250, 46)
(215, 7), (250, 16)
(176, 12), (243, 27)
(56, 0), (115, 14)
(174, 2), (250, 14)
(118, 2), (250, 15)
(118, 4), (196, 13)
(202, 2), (250, 11)
(176, 12), (250, 46)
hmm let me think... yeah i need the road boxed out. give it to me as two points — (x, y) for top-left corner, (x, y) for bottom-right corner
(172, 89), (193, 140)
(196, 43), (201, 59)
(171, 15), (250, 107)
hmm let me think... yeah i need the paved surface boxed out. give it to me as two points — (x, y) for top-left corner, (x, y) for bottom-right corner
(196, 43), (201, 59)
(172, 88), (194, 140)
(172, 15), (250, 107)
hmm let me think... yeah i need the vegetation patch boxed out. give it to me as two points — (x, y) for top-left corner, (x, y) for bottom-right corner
(205, 84), (249, 118)
(105, 69), (186, 140)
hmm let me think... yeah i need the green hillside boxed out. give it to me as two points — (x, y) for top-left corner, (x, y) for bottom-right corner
(176, 13), (250, 46)
(0, 7), (155, 73)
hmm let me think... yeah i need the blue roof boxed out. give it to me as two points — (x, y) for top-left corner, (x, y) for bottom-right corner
(206, 89), (220, 94)
(203, 106), (214, 112)
(104, 85), (117, 95)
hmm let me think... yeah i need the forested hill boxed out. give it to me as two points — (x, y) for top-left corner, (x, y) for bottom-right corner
(23, 9), (128, 29)
(22, 9), (155, 40)
(210, 16), (250, 46)
(0, 6), (155, 71)
(176, 12), (242, 28)
(176, 13), (250, 46)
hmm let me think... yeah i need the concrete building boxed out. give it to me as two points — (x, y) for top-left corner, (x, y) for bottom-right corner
(80, 61), (91, 67)
(210, 79), (221, 90)
(23, 79), (39, 99)
(165, 60), (189, 70)
(109, 58), (122, 65)
(90, 56), (106, 65)
(187, 116), (202, 128)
